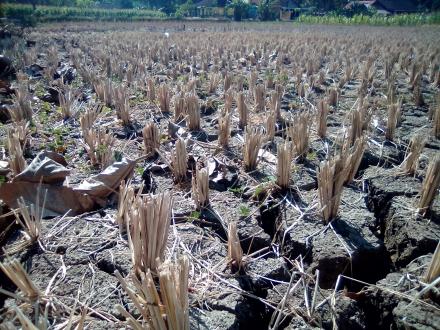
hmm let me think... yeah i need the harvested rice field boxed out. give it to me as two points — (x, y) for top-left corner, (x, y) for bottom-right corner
(0, 21), (439, 329)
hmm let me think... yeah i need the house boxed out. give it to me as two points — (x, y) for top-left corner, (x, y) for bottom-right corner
(193, 0), (225, 17)
(345, 0), (419, 15)
(280, 0), (300, 20)
(266, 0), (300, 20)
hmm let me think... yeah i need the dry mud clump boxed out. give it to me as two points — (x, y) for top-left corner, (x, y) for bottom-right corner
(0, 22), (439, 329)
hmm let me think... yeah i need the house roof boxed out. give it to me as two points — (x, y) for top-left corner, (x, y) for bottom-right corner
(345, 0), (418, 12)
(277, 0), (299, 9)
(344, 1), (375, 10)
(195, 0), (218, 7)
(372, 0), (419, 12)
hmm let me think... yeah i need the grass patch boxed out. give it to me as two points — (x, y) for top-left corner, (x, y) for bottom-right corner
(297, 13), (440, 26)
(1, 3), (166, 25)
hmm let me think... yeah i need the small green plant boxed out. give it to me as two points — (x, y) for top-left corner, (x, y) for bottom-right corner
(114, 150), (123, 162)
(291, 164), (299, 173)
(41, 102), (51, 113)
(306, 151), (317, 161)
(263, 175), (276, 182)
(228, 186), (244, 194)
(135, 165), (144, 176)
(34, 84), (45, 98)
(102, 106), (112, 114)
(189, 211), (201, 220)
(239, 204), (250, 217)
(253, 185), (264, 198)
(47, 127), (67, 153)
(276, 72), (289, 85)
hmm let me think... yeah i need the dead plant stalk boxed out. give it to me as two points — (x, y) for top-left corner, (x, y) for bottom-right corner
(127, 192), (173, 273)
(243, 128), (264, 171)
(192, 167), (209, 209)
(418, 156), (440, 214)
(318, 155), (346, 223)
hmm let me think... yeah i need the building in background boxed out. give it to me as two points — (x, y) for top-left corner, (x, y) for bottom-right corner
(345, 0), (419, 15)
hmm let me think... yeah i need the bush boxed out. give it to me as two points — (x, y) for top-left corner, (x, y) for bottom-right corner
(297, 12), (440, 26)
(337, 3), (374, 17)
(258, 0), (277, 21)
(228, 0), (250, 21)
(1, 3), (166, 23)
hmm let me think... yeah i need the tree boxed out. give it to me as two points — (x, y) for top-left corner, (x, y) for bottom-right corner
(228, 0), (250, 21)
(175, 0), (194, 17)
(258, 0), (276, 20)
(302, 0), (349, 11)
(119, 0), (134, 8)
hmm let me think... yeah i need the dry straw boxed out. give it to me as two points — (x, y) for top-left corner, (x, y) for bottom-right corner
(413, 74), (424, 106)
(186, 94), (200, 131)
(93, 79), (113, 107)
(400, 134), (425, 175)
(218, 110), (231, 148)
(297, 82), (305, 98)
(127, 192), (173, 273)
(143, 122), (160, 155)
(418, 155), (440, 215)
(114, 85), (131, 125)
(433, 97), (440, 138)
(147, 78), (156, 101)
(224, 73), (232, 92)
(395, 98), (403, 126)
(158, 84), (171, 113)
(269, 90), (281, 120)
(208, 73), (221, 94)
(116, 256), (189, 330)
(171, 138), (188, 182)
(266, 111), (276, 142)
(316, 99), (329, 138)
(9, 84), (33, 123)
(0, 257), (41, 301)
(343, 136), (366, 184)
(83, 129), (115, 168)
(249, 71), (257, 99)
(174, 93), (186, 122)
(386, 103), (398, 141)
(237, 91), (248, 129)
(243, 128), (264, 171)
(14, 188), (45, 245)
(424, 242), (440, 284)
(318, 155), (346, 223)
(327, 87), (338, 107)
(192, 167), (209, 209)
(348, 109), (362, 147)
(58, 85), (80, 120)
(276, 142), (292, 189)
(7, 129), (26, 175)
(8, 121), (29, 149)
(228, 222), (243, 272)
(79, 104), (101, 133)
(255, 84), (265, 112)
(116, 180), (135, 234)
(288, 113), (310, 158)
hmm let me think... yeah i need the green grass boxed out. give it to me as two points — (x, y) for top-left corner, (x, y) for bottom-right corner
(297, 13), (440, 26)
(239, 204), (250, 217)
(1, 3), (166, 24)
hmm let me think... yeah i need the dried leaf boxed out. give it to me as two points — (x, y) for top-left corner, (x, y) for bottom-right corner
(258, 149), (277, 164)
(0, 182), (95, 217)
(207, 158), (217, 176)
(75, 158), (136, 198)
(0, 160), (10, 175)
(13, 151), (69, 185)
